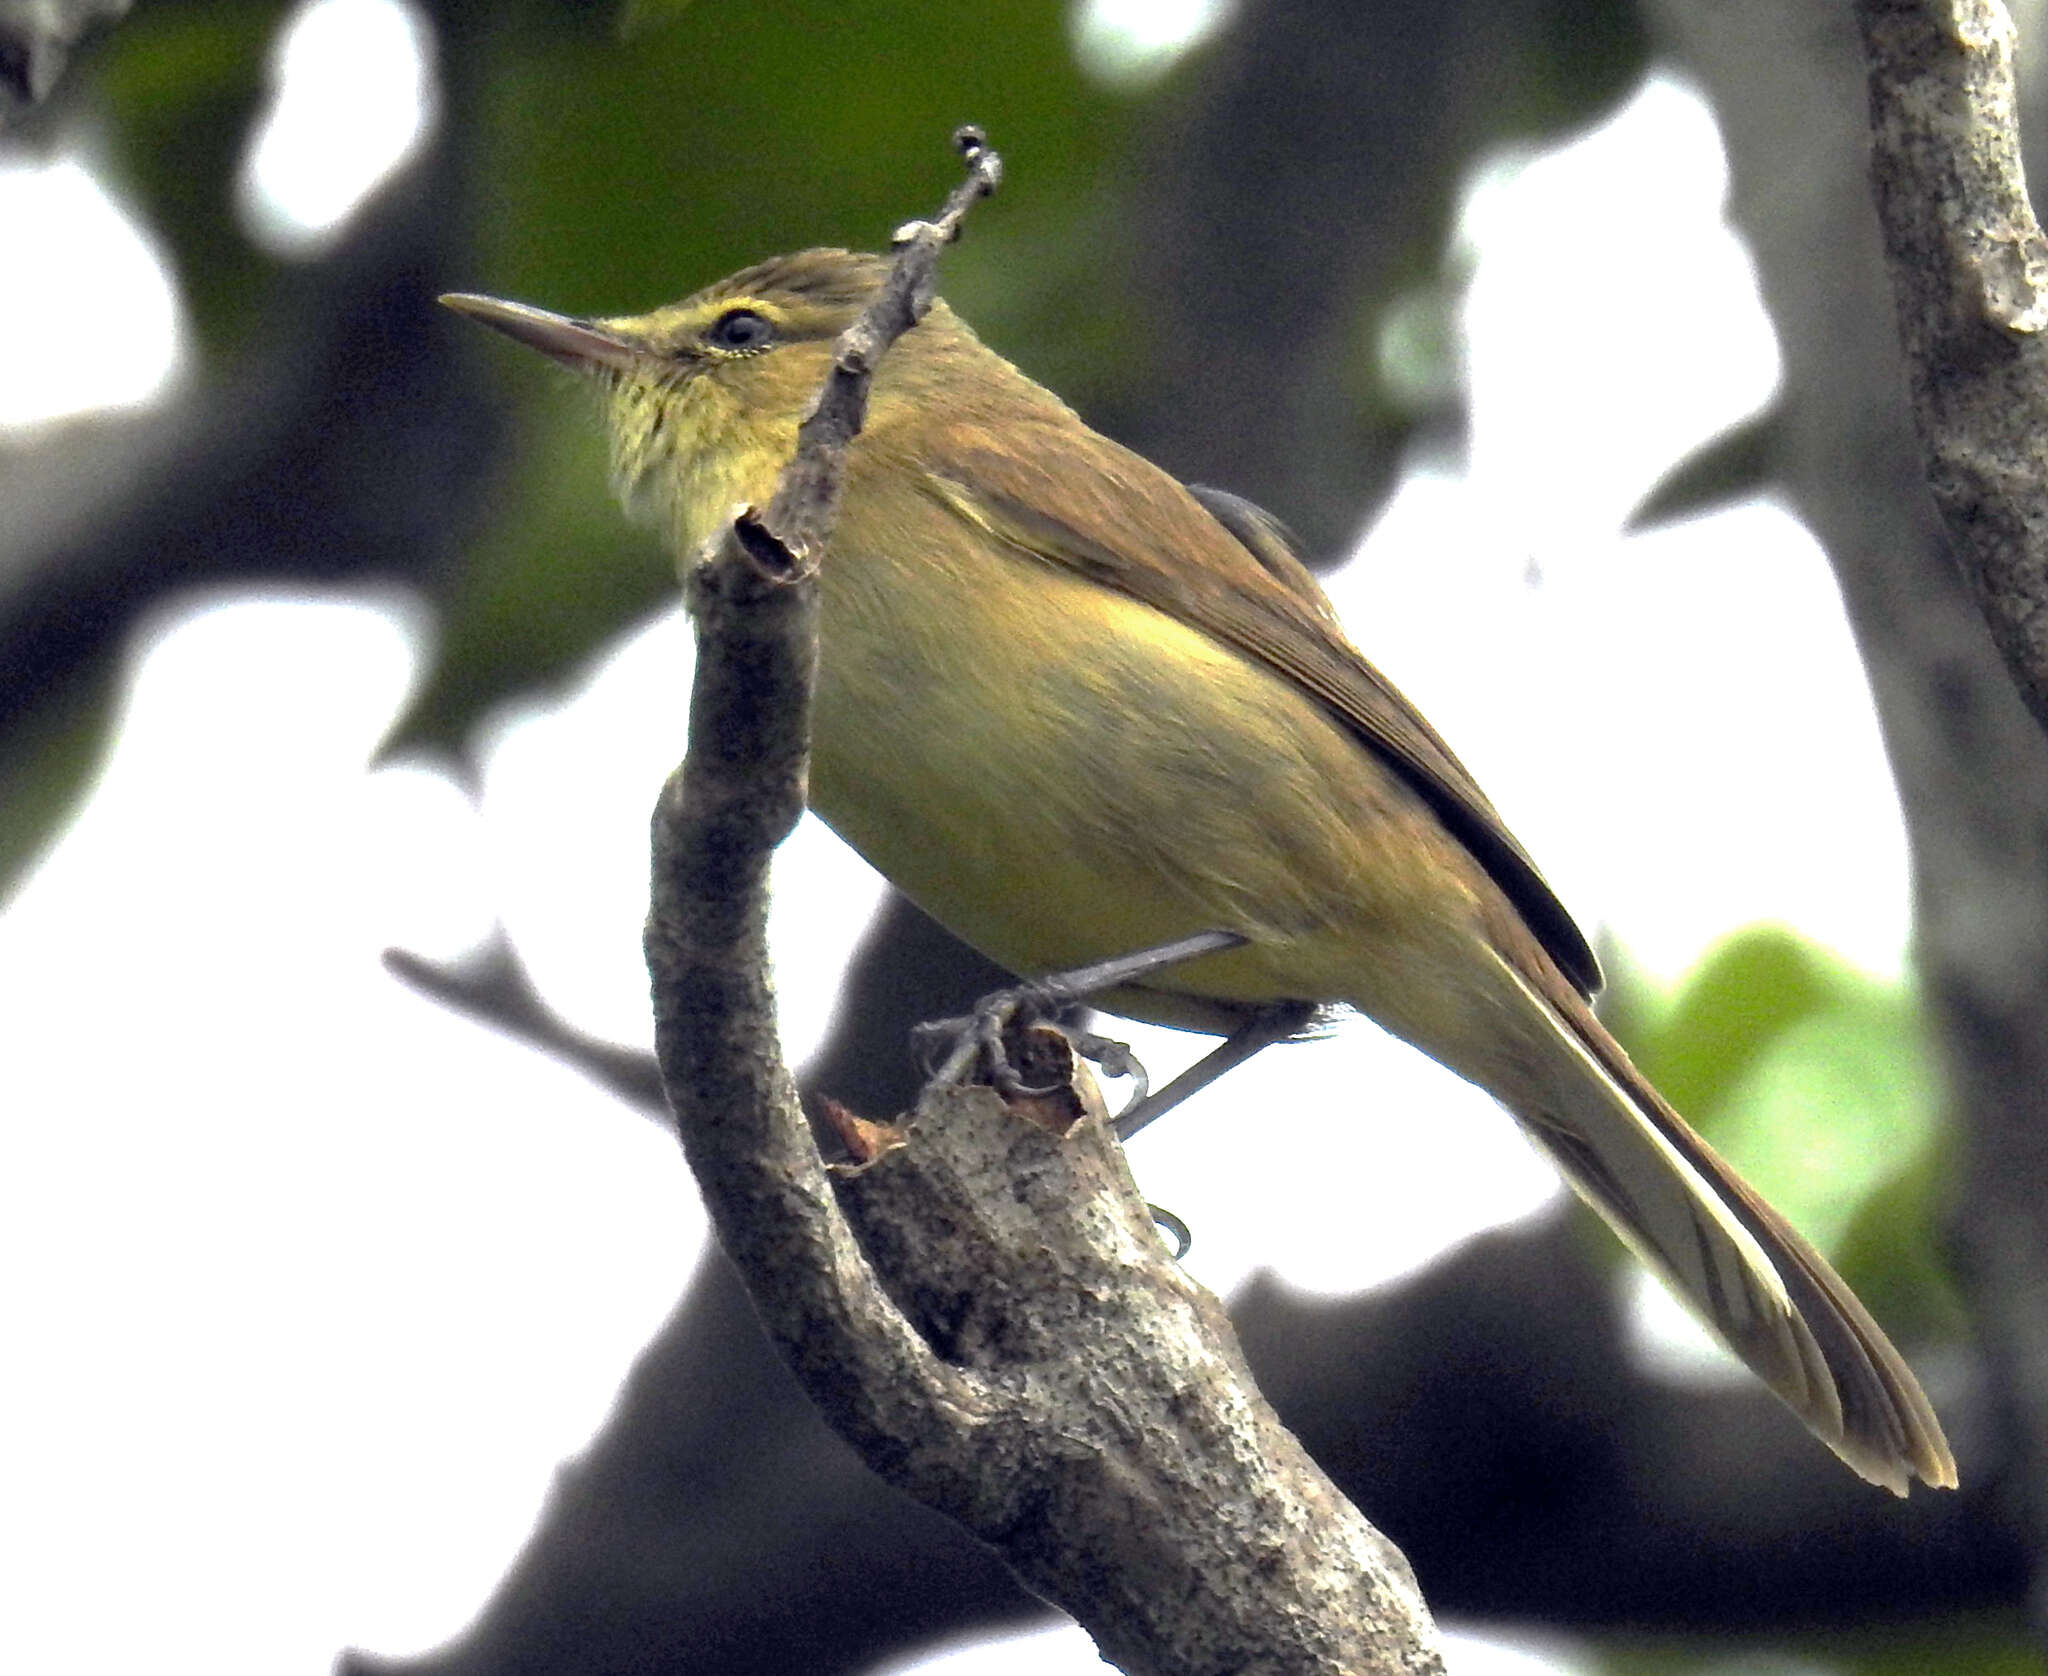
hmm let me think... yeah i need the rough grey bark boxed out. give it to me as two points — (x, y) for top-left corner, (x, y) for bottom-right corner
(1855, 0), (2048, 740)
(1652, 0), (2048, 1631)
(639, 141), (1445, 1676)
(831, 1075), (1444, 1676)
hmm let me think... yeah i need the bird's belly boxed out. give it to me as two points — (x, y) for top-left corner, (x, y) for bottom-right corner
(805, 545), (1480, 1032)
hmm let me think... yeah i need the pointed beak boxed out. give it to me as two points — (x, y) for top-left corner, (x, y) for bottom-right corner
(439, 293), (644, 376)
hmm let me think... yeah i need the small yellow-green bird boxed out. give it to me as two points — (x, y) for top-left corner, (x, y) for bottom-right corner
(443, 249), (1955, 1494)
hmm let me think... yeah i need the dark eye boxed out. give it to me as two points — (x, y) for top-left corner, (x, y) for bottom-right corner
(704, 308), (773, 352)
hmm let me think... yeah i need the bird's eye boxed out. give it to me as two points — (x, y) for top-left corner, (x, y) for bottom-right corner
(704, 308), (774, 352)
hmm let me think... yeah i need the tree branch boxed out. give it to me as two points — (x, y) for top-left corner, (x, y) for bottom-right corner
(640, 132), (1445, 1675)
(0, 0), (126, 117)
(1854, 0), (2048, 736)
(383, 935), (671, 1118)
(1657, 0), (2048, 1646)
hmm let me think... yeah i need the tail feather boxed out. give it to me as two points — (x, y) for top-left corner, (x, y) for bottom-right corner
(1493, 955), (1956, 1494)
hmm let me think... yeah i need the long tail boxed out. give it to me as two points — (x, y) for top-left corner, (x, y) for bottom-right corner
(1492, 954), (1956, 1494)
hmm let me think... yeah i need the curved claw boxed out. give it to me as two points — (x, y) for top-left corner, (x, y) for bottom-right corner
(1072, 1031), (1151, 1108)
(1149, 1203), (1193, 1260)
(912, 982), (1067, 1097)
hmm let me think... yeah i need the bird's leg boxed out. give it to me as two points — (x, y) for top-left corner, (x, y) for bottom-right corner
(913, 929), (1248, 1099)
(1112, 1000), (1321, 1141)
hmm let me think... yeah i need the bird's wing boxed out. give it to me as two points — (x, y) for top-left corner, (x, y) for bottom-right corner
(913, 424), (1603, 998)
(1180, 484), (1343, 626)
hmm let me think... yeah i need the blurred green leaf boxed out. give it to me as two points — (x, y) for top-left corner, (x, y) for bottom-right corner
(1832, 1146), (1965, 1336)
(471, 0), (1127, 322)
(1598, 1649), (1834, 1676)
(1835, 1618), (2039, 1676)
(1604, 925), (1952, 1315)
(1621, 924), (1836, 1123)
(1709, 978), (1936, 1251)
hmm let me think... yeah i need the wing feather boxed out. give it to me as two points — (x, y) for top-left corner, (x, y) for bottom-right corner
(914, 427), (1603, 997)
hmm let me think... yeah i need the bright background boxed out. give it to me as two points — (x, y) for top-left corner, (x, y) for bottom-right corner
(0, 4), (1919, 1673)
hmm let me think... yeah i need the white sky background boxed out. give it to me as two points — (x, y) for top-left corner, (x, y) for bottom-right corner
(0, 1), (1912, 1671)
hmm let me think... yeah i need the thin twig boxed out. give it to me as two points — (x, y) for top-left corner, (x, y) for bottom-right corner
(761, 125), (1002, 568)
(381, 937), (670, 1120)
(645, 126), (1007, 1492)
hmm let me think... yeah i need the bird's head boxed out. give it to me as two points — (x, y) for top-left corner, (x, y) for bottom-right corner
(442, 248), (897, 553)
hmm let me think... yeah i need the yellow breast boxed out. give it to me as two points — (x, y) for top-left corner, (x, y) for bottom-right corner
(800, 459), (1482, 1033)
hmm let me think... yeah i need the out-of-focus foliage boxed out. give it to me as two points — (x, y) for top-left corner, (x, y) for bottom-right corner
(1604, 924), (1952, 1313)
(469, 2), (1125, 317)
(1836, 1622), (2046, 1676)
(389, 395), (670, 760)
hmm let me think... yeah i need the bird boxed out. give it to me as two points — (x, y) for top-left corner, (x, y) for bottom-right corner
(442, 248), (1956, 1494)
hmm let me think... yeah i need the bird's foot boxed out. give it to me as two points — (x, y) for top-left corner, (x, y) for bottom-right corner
(911, 929), (1247, 1105)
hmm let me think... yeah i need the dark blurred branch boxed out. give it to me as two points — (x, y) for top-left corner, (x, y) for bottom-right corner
(1854, 0), (2048, 739)
(0, 0), (126, 116)
(0, 3), (503, 895)
(383, 935), (671, 1116)
(1123, 0), (1645, 558)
